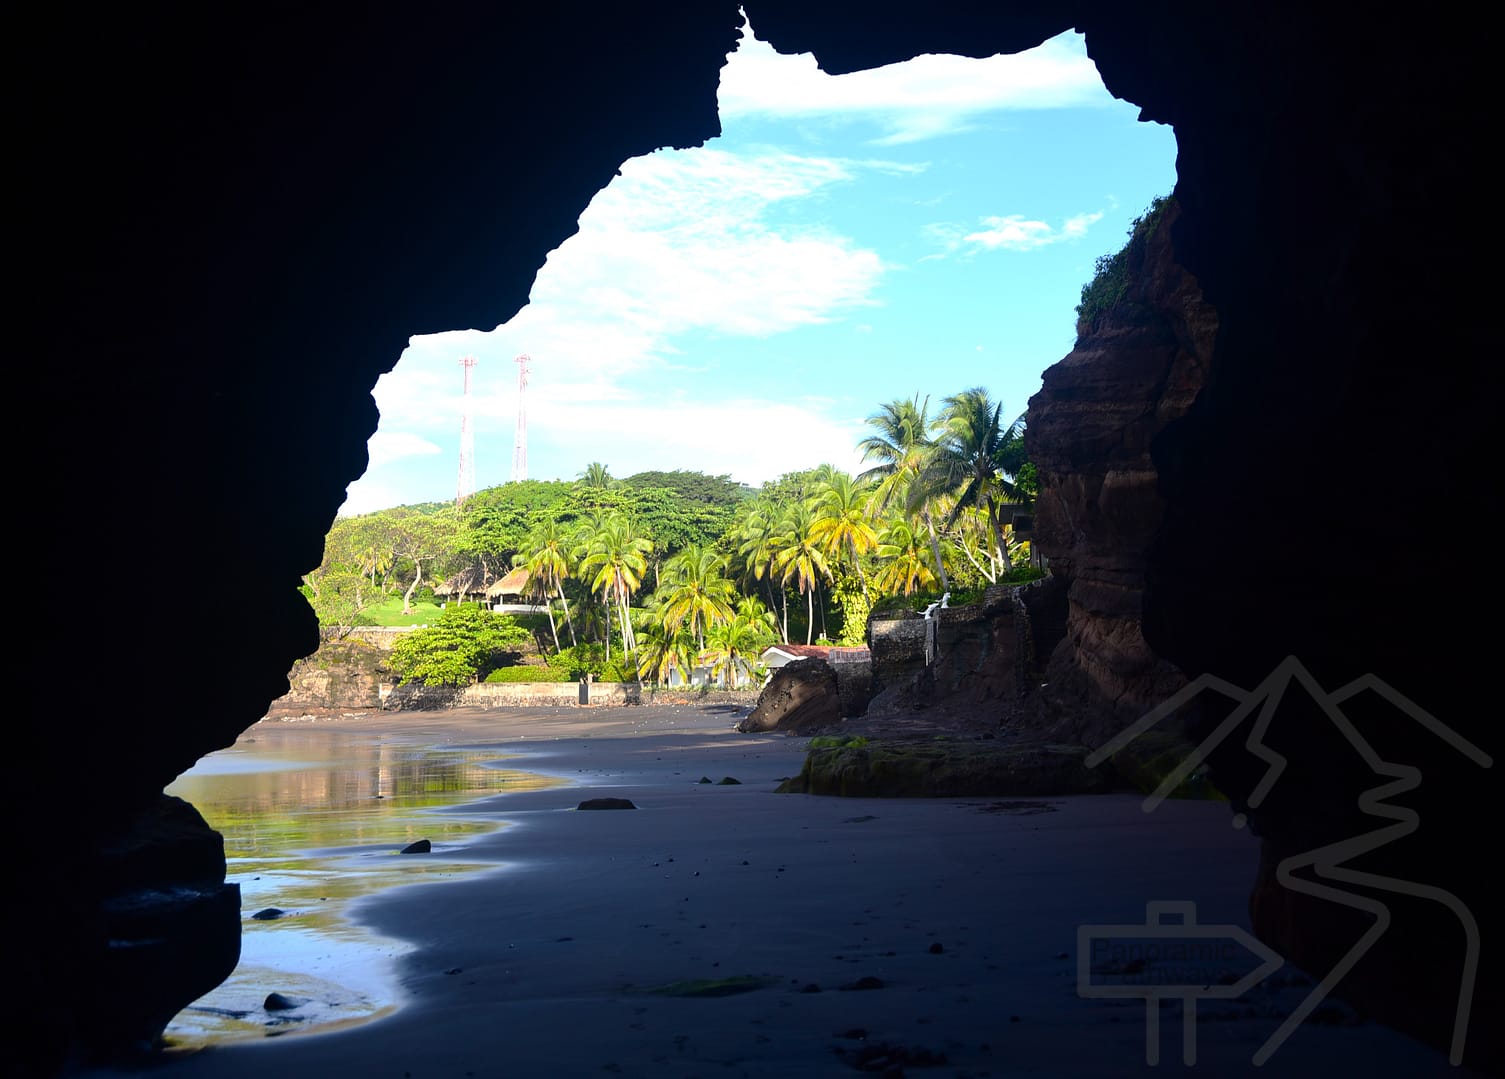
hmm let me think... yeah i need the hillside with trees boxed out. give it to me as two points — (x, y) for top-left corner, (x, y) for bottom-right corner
(303, 387), (1041, 687)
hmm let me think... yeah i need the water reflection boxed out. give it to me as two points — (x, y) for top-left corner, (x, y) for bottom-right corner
(161, 722), (565, 1050)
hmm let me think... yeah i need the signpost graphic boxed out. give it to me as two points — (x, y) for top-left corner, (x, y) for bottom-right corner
(1078, 901), (1283, 1065)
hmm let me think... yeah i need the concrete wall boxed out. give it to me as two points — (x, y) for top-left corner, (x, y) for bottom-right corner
(376, 681), (762, 712)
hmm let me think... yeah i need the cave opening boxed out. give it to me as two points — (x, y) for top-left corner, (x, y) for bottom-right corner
(26, 5), (1497, 1076)
(179, 16), (1180, 1057)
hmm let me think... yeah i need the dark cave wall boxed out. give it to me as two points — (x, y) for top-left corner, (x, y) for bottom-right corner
(22, 6), (745, 1072)
(18, 1), (1497, 1073)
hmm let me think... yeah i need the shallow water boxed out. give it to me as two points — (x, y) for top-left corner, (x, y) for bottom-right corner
(161, 721), (565, 1050)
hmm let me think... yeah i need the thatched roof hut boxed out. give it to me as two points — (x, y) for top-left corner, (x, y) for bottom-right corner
(486, 566), (531, 600)
(433, 565), (494, 600)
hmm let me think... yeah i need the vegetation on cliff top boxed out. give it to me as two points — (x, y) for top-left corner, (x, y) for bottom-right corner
(1074, 194), (1172, 333)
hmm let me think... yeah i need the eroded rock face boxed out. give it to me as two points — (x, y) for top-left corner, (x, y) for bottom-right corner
(738, 658), (844, 735)
(865, 586), (1038, 724)
(273, 637), (391, 714)
(1022, 197), (1213, 748)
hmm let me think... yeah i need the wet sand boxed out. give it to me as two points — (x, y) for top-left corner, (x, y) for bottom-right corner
(92, 704), (1466, 1078)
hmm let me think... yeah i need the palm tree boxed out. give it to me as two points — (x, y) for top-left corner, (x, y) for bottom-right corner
(926, 387), (1027, 570)
(657, 544), (737, 649)
(735, 500), (787, 638)
(515, 519), (577, 650)
(635, 605), (698, 686)
(700, 614), (772, 689)
(857, 394), (950, 591)
(808, 469), (879, 599)
(579, 512), (653, 664)
(770, 501), (832, 645)
(577, 461), (617, 489)
(872, 519), (940, 597)
(734, 595), (779, 639)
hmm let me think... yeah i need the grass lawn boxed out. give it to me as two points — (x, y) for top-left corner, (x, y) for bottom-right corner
(355, 593), (454, 626)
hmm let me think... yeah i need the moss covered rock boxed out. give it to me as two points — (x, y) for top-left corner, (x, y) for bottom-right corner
(1104, 729), (1226, 800)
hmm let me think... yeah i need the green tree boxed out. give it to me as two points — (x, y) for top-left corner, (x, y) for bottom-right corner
(515, 518), (578, 651)
(577, 461), (618, 489)
(771, 501), (832, 645)
(578, 512), (653, 665)
(828, 571), (871, 647)
(735, 499), (788, 639)
(387, 605), (531, 686)
(300, 560), (374, 636)
(386, 508), (460, 614)
(657, 544), (737, 649)
(635, 608), (698, 685)
(808, 469), (878, 599)
(858, 394), (951, 592)
(699, 614), (772, 688)
(926, 388), (1027, 573)
(871, 519), (940, 597)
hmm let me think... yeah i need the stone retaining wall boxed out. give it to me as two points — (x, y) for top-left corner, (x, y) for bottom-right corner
(375, 681), (763, 711)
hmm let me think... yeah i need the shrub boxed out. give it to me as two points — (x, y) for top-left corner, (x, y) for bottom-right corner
(388, 605), (531, 686)
(547, 643), (606, 678)
(1075, 194), (1171, 333)
(484, 666), (571, 683)
(1003, 566), (1046, 585)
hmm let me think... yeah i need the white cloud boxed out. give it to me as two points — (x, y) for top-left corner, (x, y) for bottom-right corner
(366, 430), (443, 467)
(963, 209), (1104, 251)
(348, 142), (893, 509)
(719, 23), (1109, 143)
(340, 478), (417, 517)
(530, 395), (868, 487)
(372, 146), (889, 441)
(919, 209), (1106, 260)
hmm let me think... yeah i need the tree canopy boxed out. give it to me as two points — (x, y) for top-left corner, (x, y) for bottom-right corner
(310, 398), (1043, 681)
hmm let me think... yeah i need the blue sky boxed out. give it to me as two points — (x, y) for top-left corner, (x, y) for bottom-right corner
(339, 16), (1177, 515)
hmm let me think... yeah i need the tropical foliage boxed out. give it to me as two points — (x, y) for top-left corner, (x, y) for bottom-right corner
(310, 386), (1043, 686)
(388, 605), (531, 686)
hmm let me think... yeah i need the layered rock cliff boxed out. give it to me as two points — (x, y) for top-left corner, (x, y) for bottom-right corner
(1022, 196), (1214, 748)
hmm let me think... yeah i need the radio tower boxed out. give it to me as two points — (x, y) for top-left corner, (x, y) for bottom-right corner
(511, 354), (531, 482)
(456, 355), (478, 507)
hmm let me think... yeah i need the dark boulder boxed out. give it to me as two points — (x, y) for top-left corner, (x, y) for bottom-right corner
(576, 797), (637, 810)
(738, 658), (843, 735)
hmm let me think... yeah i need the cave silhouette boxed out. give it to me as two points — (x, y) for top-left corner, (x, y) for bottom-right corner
(19, 3), (1496, 1075)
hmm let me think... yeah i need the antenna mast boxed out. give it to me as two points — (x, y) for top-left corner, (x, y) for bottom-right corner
(456, 355), (478, 507)
(511, 354), (531, 482)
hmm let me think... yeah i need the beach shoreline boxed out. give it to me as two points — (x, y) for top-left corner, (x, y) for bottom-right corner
(93, 704), (1465, 1079)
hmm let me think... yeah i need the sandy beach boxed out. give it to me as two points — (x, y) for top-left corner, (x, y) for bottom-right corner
(88, 704), (1468, 1079)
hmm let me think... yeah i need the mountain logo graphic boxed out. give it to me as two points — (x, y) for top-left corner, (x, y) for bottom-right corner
(1082, 656), (1492, 1066)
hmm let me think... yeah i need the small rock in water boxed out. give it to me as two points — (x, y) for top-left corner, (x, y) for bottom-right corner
(250, 907), (286, 921)
(838, 976), (885, 991)
(698, 777), (713, 784)
(577, 798), (637, 810)
(717, 777), (741, 785)
(400, 839), (432, 854)
(263, 992), (309, 1011)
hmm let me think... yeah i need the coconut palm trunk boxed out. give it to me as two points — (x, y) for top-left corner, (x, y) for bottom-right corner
(558, 585), (577, 647)
(922, 505), (950, 592)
